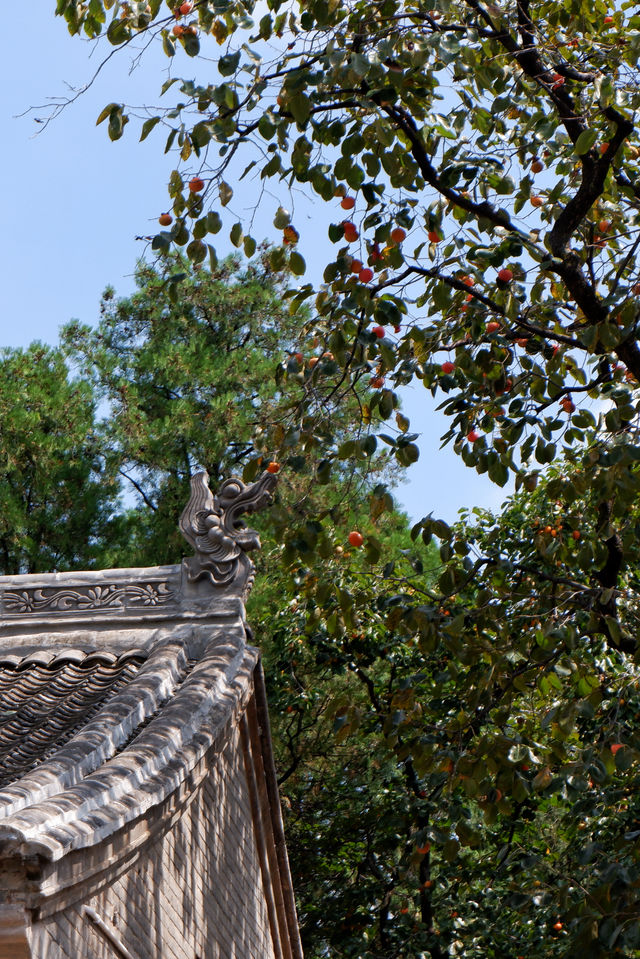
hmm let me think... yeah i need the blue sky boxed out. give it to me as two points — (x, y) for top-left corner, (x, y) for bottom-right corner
(1, 12), (509, 523)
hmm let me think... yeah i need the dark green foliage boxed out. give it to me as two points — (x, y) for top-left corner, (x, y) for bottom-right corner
(63, 253), (306, 565)
(255, 532), (442, 958)
(40, 1), (640, 947)
(0, 344), (118, 574)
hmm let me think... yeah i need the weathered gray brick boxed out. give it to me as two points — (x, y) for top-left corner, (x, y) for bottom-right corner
(29, 727), (276, 959)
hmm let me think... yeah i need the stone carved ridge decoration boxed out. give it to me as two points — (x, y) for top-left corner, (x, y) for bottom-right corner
(3, 582), (176, 615)
(179, 469), (277, 587)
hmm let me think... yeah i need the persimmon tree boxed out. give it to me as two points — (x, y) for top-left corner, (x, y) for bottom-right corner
(262, 453), (640, 959)
(53, 0), (640, 955)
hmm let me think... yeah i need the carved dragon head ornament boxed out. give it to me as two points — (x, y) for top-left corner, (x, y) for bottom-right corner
(179, 470), (277, 588)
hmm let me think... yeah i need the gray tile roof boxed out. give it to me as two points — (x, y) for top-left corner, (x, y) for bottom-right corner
(0, 473), (275, 861)
(0, 473), (303, 959)
(0, 648), (147, 789)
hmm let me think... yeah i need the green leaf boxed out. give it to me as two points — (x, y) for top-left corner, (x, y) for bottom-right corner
(396, 413), (409, 433)
(161, 77), (180, 96)
(186, 238), (207, 263)
(106, 17), (129, 44)
(443, 838), (460, 862)
(273, 206), (291, 228)
(140, 116), (161, 141)
(350, 53), (370, 78)
(164, 128), (178, 154)
(108, 106), (128, 141)
(184, 33), (200, 57)
(191, 122), (212, 149)
(574, 129), (598, 155)
(151, 232), (171, 252)
(289, 251), (306, 276)
(219, 181), (233, 206)
(289, 93), (311, 125)
(96, 102), (121, 126)
(206, 211), (222, 234)
(258, 114), (276, 140)
(218, 51), (241, 76)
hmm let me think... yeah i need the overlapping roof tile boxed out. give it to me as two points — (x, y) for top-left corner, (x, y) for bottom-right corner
(0, 648), (147, 788)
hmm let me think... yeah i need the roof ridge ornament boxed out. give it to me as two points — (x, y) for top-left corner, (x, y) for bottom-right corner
(179, 469), (277, 589)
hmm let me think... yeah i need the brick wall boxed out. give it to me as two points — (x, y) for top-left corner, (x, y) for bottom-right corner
(29, 723), (276, 959)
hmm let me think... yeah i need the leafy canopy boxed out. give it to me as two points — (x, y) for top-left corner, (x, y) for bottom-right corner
(0, 344), (120, 574)
(56, 0), (640, 497)
(51, 0), (640, 956)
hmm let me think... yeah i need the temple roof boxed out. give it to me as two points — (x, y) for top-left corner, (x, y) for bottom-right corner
(0, 469), (278, 865)
(0, 647), (147, 789)
(0, 470), (303, 959)
(0, 473), (302, 959)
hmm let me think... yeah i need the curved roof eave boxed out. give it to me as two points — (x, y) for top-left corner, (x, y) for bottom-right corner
(0, 634), (258, 863)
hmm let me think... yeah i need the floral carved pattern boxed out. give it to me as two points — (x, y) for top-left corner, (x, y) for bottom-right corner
(3, 582), (176, 615)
